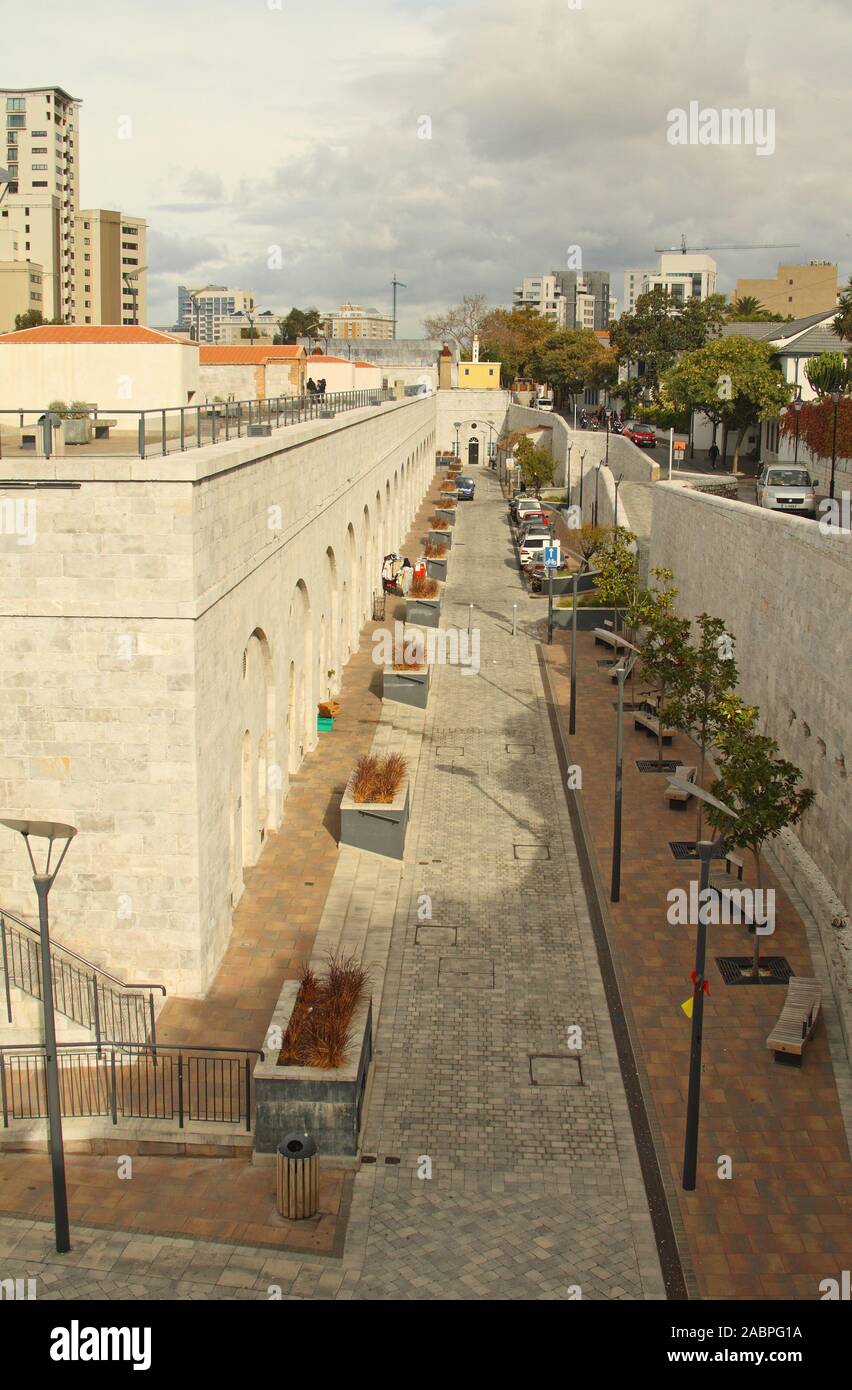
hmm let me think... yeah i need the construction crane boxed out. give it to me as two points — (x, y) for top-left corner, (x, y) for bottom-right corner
(655, 234), (800, 254)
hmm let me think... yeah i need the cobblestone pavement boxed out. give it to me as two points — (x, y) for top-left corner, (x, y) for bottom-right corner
(343, 466), (664, 1299)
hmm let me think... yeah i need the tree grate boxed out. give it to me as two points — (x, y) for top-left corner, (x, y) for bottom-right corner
(669, 840), (725, 861)
(636, 759), (683, 773)
(716, 956), (793, 986)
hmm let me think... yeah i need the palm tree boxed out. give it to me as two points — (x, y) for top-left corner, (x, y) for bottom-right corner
(834, 276), (852, 342)
(727, 296), (765, 320)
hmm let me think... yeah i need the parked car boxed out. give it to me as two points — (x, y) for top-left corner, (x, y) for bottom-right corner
(511, 496), (543, 523)
(456, 476), (476, 500)
(519, 536), (561, 569)
(529, 562), (569, 592)
(516, 513), (550, 536)
(755, 464), (817, 517)
(624, 423), (657, 448)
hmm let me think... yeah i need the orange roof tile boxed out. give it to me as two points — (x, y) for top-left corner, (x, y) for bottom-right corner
(0, 325), (193, 346)
(199, 345), (304, 364)
(353, 360), (379, 368)
(305, 355), (352, 364)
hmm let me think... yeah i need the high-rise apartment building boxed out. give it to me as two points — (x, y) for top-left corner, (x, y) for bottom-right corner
(623, 253), (717, 315)
(177, 285), (256, 342)
(324, 304), (394, 339)
(0, 87), (149, 331)
(74, 209), (148, 325)
(512, 271), (613, 330)
(512, 274), (562, 322)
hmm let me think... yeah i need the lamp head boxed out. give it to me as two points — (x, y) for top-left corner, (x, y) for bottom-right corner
(0, 817), (77, 881)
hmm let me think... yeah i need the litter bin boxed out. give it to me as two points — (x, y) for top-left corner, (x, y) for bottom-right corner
(276, 1132), (319, 1219)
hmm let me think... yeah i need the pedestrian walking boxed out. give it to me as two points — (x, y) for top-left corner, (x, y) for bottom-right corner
(307, 377), (317, 395)
(708, 441), (720, 470)
(399, 558), (413, 595)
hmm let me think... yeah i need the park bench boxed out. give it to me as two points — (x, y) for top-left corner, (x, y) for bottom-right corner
(767, 976), (822, 1066)
(593, 627), (629, 651)
(93, 418), (117, 440)
(633, 711), (675, 743)
(707, 854), (771, 930)
(664, 766), (697, 808)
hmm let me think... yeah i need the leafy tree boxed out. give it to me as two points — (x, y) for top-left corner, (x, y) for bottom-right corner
(477, 306), (554, 382)
(665, 615), (739, 840)
(593, 526), (640, 632)
(609, 289), (726, 402)
(629, 569), (692, 769)
(573, 522), (610, 572)
(779, 395), (852, 465)
(515, 435), (555, 493)
(708, 701), (815, 980)
(531, 329), (617, 410)
(833, 275), (852, 342)
(424, 294), (493, 356)
(14, 309), (62, 330)
(279, 307), (323, 343)
(663, 336), (792, 471)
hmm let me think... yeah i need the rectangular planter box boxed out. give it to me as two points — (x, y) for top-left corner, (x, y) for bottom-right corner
(426, 556), (448, 582)
(383, 665), (430, 708)
(254, 991), (373, 1157)
(428, 528), (452, 549)
(405, 596), (441, 629)
(63, 418), (92, 444)
(435, 507), (457, 526)
(340, 770), (410, 860)
(551, 606), (618, 631)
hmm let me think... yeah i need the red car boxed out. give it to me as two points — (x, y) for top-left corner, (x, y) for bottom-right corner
(624, 423), (657, 449)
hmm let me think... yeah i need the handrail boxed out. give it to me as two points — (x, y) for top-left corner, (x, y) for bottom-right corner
(0, 906), (166, 996)
(0, 1041), (264, 1058)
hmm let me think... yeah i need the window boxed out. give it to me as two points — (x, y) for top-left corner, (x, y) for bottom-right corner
(31, 130), (48, 137)
(32, 164), (48, 171)
(32, 147), (47, 154)
(7, 163), (18, 176)
(7, 115), (25, 128)
(6, 98), (25, 112)
(84, 254), (90, 261)
(122, 257), (138, 266)
(122, 225), (138, 235)
(32, 180), (47, 187)
(121, 241), (137, 250)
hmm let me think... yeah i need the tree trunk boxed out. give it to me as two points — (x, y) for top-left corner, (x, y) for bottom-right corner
(732, 425), (748, 478)
(720, 421), (729, 469)
(695, 740), (706, 842)
(656, 681), (665, 767)
(751, 848), (763, 980)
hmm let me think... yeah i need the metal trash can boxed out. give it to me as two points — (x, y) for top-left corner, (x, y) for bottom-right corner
(276, 1132), (319, 1220)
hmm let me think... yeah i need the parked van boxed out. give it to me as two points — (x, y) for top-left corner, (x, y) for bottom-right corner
(755, 464), (817, 518)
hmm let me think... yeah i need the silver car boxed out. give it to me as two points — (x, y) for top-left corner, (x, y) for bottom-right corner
(755, 465), (817, 518)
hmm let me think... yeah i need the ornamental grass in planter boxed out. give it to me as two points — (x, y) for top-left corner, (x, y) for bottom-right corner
(409, 574), (440, 599)
(351, 751), (408, 802)
(430, 515), (450, 530)
(278, 955), (369, 1069)
(424, 539), (447, 559)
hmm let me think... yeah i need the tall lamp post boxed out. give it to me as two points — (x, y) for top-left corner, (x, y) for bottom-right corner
(829, 389), (842, 500)
(610, 643), (641, 902)
(614, 473), (623, 529)
(593, 460), (604, 526)
(664, 781), (738, 1192)
(568, 565), (600, 737)
(453, 421), (462, 458)
(790, 391), (803, 466)
(0, 818), (77, 1251)
(578, 450), (587, 518)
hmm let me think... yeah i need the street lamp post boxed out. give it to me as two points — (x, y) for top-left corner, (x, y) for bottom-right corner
(791, 393), (803, 466)
(1, 818), (77, 1251)
(664, 781), (738, 1191)
(566, 443), (573, 507)
(614, 473), (623, 529)
(578, 450), (587, 518)
(829, 390), (841, 501)
(568, 566), (600, 737)
(453, 421), (462, 458)
(610, 643), (641, 902)
(593, 461), (604, 526)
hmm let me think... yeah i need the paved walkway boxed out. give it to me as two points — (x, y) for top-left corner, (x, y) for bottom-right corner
(342, 467), (664, 1300)
(543, 631), (852, 1300)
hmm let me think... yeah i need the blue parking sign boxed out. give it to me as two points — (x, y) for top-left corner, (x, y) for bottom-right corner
(543, 546), (559, 568)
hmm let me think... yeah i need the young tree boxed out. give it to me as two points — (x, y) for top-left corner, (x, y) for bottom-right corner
(278, 307), (323, 342)
(593, 526), (640, 638)
(424, 295), (493, 356)
(531, 329), (618, 411)
(573, 522), (610, 573)
(663, 336), (793, 471)
(629, 569), (693, 768)
(514, 436), (555, 493)
(708, 702), (815, 980)
(665, 615), (739, 839)
(478, 307), (554, 381)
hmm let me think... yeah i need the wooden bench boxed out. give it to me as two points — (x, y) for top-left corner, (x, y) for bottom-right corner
(707, 854), (771, 931)
(633, 711), (675, 743)
(593, 627), (629, 651)
(664, 766), (697, 809)
(767, 976), (822, 1066)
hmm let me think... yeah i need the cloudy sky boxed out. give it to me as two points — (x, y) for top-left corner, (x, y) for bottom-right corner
(6, 0), (850, 332)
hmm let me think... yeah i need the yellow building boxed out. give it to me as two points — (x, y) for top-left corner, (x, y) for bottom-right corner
(456, 335), (501, 388)
(734, 263), (838, 319)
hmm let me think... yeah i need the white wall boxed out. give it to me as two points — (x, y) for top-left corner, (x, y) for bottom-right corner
(304, 359), (355, 391)
(0, 342), (200, 412)
(0, 396), (437, 998)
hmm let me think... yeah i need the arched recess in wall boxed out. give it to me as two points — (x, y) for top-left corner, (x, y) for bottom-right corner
(343, 522), (357, 657)
(361, 504), (371, 625)
(238, 627), (275, 875)
(325, 546), (340, 696)
(374, 489), (383, 589)
(287, 580), (313, 772)
(384, 479), (392, 555)
(392, 469), (400, 550)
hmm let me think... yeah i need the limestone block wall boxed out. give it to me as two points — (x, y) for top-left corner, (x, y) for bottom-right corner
(436, 388), (510, 459)
(648, 483), (851, 918)
(0, 396), (436, 1000)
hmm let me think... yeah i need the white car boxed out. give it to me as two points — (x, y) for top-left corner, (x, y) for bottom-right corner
(755, 465), (817, 518)
(519, 536), (560, 569)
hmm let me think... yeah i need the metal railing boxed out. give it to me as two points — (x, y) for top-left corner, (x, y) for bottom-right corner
(0, 1041), (262, 1131)
(0, 388), (396, 462)
(0, 908), (165, 1050)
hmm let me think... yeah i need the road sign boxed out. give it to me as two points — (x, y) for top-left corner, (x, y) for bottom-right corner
(543, 546), (559, 568)
(673, 440), (686, 454)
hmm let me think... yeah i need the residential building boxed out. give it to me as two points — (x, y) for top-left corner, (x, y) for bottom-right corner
(297, 336), (445, 391)
(513, 271), (613, 330)
(323, 303), (394, 339)
(623, 253), (717, 314)
(733, 262), (839, 319)
(0, 323), (199, 411)
(512, 274), (562, 322)
(74, 209), (148, 325)
(0, 222), (44, 328)
(178, 285), (256, 343)
(0, 86), (80, 323)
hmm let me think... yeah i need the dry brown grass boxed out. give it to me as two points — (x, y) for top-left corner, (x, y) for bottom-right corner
(278, 954), (369, 1070)
(437, 497), (457, 509)
(351, 751), (408, 803)
(423, 539), (447, 558)
(439, 483), (457, 494)
(430, 516), (449, 530)
(410, 574), (439, 599)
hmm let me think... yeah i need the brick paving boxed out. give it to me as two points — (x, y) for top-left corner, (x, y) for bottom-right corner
(542, 631), (852, 1300)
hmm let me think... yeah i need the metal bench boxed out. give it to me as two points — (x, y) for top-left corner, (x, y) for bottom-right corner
(664, 765), (697, 808)
(633, 711), (675, 744)
(767, 976), (822, 1066)
(593, 627), (629, 651)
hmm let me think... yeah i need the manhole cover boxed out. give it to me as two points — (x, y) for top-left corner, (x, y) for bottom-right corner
(438, 955), (494, 988)
(529, 1054), (583, 1087)
(436, 746), (464, 757)
(506, 743), (535, 753)
(669, 841), (725, 861)
(716, 956), (793, 985)
(514, 844), (550, 860)
(636, 759), (683, 773)
(416, 925), (457, 947)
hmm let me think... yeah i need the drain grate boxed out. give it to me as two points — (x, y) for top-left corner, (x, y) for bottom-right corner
(415, 924), (457, 947)
(669, 840), (725, 861)
(514, 844), (550, 860)
(716, 956), (793, 986)
(636, 759), (683, 773)
(529, 1054), (583, 1087)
